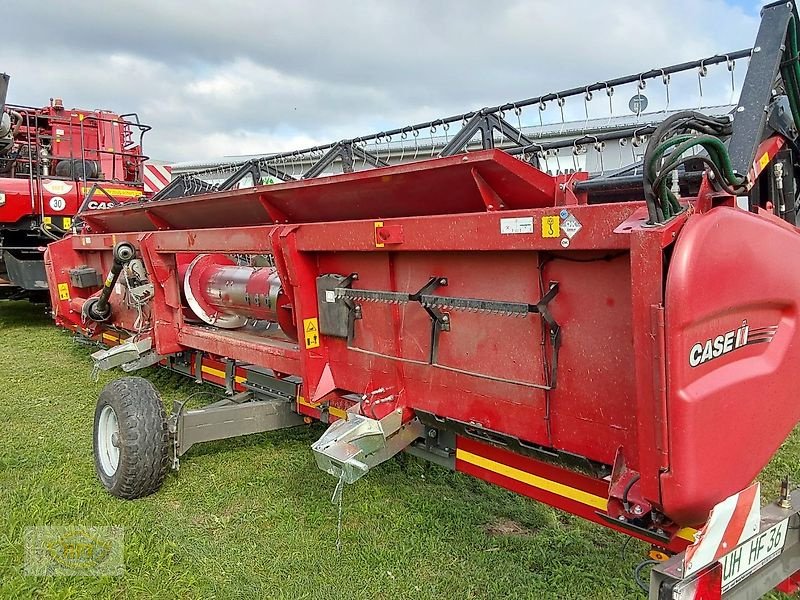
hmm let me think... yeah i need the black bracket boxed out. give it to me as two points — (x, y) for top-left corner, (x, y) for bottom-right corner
(218, 159), (295, 191)
(303, 141), (388, 179)
(413, 277), (449, 364)
(440, 110), (535, 157)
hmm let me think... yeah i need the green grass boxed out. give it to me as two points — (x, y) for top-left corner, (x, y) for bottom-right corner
(0, 300), (798, 599)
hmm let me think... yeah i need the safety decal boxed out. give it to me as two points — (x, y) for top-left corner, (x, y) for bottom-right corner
(80, 187), (142, 198)
(500, 217), (534, 234)
(57, 283), (70, 301)
(303, 317), (320, 349)
(561, 213), (582, 239)
(541, 216), (560, 238)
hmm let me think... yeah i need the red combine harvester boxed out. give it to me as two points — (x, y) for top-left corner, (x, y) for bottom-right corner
(0, 73), (149, 299)
(44, 2), (800, 597)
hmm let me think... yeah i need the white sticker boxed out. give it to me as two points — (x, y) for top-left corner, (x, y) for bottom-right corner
(55, 128), (65, 136)
(42, 180), (73, 195)
(500, 217), (534, 235)
(562, 213), (583, 239)
(560, 237), (570, 248)
(325, 290), (336, 303)
(49, 196), (67, 211)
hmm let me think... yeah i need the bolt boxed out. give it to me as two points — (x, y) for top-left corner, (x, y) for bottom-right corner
(111, 432), (120, 448)
(427, 429), (437, 439)
(633, 505), (643, 515)
(737, 106), (745, 113)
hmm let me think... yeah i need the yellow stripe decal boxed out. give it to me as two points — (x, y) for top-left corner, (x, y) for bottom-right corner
(456, 448), (608, 510)
(81, 187), (142, 198)
(200, 365), (246, 384)
(297, 395), (348, 420)
(457, 448), (699, 542)
(102, 333), (119, 342)
(328, 407), (348, 419)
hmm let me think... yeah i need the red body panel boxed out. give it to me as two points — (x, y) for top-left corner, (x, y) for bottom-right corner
(44, 149), (800, 540)
(663, 207), (800, 524)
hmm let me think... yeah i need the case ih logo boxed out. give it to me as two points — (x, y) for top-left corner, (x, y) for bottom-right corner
(689, 321), (778, 367)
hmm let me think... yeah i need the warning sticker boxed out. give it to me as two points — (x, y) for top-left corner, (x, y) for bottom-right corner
(561, 213), (583, 239)
(500, 217), (534, 235)
(541, 216), (560, 238)
(57, 283), (70, 301)
(303, 317), (320, 349)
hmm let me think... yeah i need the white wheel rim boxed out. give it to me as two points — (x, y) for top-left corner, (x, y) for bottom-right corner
(97, 405), (120, 476)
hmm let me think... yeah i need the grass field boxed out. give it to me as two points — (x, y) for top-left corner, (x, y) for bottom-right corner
(1, 300), (798, 599)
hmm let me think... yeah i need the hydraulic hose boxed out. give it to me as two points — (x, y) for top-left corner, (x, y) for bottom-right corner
(83, 242), (135, 323)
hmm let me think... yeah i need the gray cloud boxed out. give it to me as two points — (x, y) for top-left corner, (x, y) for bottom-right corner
(3, 0), (761, 161)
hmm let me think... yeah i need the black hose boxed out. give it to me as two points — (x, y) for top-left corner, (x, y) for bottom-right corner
(634, 559), (660, 594)
(622, 472), (641, 511)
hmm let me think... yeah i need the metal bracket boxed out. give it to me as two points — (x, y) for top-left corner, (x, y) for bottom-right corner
(303, 141), (388, 178)
(439, 110), (535, 156)
(167, 392), (305, 467)
(311, 405), (425, 483)
(90, 337), (153, 371)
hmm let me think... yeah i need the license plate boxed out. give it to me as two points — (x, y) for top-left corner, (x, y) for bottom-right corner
(720, 518), (789, 592)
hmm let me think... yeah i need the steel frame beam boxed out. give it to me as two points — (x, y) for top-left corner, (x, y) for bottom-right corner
(168, 391), (305, 458)
(727, 0), (795, 176)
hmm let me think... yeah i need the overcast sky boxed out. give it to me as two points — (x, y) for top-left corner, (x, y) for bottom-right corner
(3, 0), (765, 162)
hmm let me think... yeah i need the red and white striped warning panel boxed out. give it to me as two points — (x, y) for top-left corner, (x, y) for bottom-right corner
(683, 482), (761, 577)
(143, 163), (172, 195)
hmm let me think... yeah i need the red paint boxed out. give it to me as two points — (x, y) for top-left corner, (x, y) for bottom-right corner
(44, 149), (800, 544)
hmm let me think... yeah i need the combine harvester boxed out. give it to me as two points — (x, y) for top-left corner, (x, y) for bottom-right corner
(44, 2), (800, 597)
(0, 73), (150, 299)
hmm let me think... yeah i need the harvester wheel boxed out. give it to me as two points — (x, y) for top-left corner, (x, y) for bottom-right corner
(93, 377), (169, 499)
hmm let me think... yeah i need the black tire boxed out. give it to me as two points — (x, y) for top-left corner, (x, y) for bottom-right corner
(93, 377), (169, 499)
(55, 158), (99, 179)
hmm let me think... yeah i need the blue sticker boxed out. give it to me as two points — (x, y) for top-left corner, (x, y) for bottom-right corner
(560, 209), (569, 219)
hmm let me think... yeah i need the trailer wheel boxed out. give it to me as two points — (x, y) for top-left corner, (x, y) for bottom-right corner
(93, 377), (169, 499)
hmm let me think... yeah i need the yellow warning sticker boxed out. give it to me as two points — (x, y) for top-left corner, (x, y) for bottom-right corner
(542, 216), (560, 238)
(80, 187), (142, 198)
(758, 152), (770, 171)
(374, 221), (384, 248)
(303, 317), (320, 349)
(63, 217), (72, 229)
(57, 283), (70, 301)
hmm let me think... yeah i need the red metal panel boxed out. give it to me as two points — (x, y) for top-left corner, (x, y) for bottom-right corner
(78, 150), (557, 233)
(663, 206), (800, 525)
